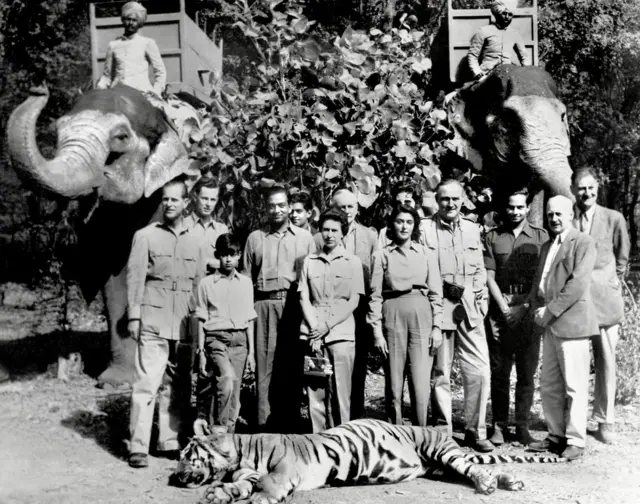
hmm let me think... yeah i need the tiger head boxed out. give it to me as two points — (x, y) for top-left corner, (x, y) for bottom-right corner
(170, 428), (239, 488)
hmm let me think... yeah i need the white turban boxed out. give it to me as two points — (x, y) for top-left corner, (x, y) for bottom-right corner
(490, 0), (518, 16)
(121, 1), (147, 23)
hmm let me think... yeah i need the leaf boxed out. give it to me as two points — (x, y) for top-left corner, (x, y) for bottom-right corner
(422, 163), (441, 190)
(324, 168), (341, 180)
(259, 178), (276, 188)
(217, 150), (235, 166)
(393, 141), (416, 161)
(293, 16), (309, 34)
(411, 57), (432, 74)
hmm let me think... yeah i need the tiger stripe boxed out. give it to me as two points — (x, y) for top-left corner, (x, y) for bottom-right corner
(173, 418), (560, 503)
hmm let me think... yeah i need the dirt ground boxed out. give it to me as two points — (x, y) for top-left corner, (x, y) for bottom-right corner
(1, 365), (640, 504)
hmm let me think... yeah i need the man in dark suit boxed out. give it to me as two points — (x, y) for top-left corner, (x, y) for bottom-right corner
(572, 168), (630, 444)
(527, 195), (598, 460)
(315, 188), (379, 419)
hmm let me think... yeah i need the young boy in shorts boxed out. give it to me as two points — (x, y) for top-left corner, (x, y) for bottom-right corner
(193, 234), (256, 434)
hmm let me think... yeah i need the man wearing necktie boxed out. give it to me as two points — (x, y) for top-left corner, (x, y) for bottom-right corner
(572, 168), (630, 444)
(527, 196), (598, 460)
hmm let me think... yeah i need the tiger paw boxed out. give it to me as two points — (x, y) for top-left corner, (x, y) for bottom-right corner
(497, 473), (525, 491)
(473, 473), (498, 495)
(200, 483), (241, 504)
(248, 493), (277, 504)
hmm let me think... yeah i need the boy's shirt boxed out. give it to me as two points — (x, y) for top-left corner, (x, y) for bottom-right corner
(195, 269), (257, 332)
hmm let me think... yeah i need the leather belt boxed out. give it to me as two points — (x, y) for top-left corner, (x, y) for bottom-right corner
(255, 290), (288, 301)
(146, 278), (193, 292)
(382, 286), (426, 300)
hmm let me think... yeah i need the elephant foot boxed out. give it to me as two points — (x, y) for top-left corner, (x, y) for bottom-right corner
(96, 337), (136, 389)
(97, 363), (133, 390)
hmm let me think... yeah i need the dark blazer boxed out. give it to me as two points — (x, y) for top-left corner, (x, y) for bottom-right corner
(529, 227), (599, 339)
(573, 204), (630, 327)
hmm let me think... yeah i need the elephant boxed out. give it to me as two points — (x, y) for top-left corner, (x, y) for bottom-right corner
(446, 64), (573, 224)
(6, 83), (196, 386)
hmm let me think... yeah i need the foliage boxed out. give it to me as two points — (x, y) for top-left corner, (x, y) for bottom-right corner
(539, 0), (640, 250)
(189, 0), (450, 237)
(0, 1), (92, 156)
(617, 279), (640, 404)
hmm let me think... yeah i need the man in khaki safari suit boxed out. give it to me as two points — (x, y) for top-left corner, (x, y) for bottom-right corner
(425, 180), (493, 453)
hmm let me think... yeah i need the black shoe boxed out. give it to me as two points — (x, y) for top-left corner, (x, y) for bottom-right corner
(514, 426), (534, 445)
(464, 431), (494, 452)
(561, 445), (584, 461)
(528, 437), (564, 455)
(157, 449), (180, 461)
(595, 423), (615, 444)
(128, 452), (149, 468)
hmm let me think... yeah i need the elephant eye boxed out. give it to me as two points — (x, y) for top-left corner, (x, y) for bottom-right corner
(114, 133), (129, 142)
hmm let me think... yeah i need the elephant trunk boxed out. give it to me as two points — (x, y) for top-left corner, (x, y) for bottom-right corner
(507, 95), (574, 198)
(7, 87), (106, 198)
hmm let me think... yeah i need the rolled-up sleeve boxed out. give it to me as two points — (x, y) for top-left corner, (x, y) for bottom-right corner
(194, 278), (209, 321)
(483, 233), (497, 271)
(426, 248), (444, 329)
(126, 230), (149, 320)
(367, 250), (384, 338)
(351, 256), (365, 296)
(245, 283), (257, 322)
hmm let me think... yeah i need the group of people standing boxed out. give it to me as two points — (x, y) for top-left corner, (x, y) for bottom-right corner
(124, 166), (629, 469)
(102, 0), (628, 471)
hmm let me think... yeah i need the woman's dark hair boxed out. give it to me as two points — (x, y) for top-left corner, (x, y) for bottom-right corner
(318, 208), (349, 236)
(214, 233), (241, 258)
(386, 204), (421, 243)
(391, 182), (421, 205)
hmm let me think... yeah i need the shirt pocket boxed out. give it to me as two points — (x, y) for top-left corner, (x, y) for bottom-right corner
(180, 254), (198, 281)
(333, 265), (354, 300)
(141, 288), (165, 336)
(149, 252), (173, 277)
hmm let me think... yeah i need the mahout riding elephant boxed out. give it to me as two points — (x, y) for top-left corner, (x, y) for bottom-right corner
(447, 64), (573, 224)
(6, 84), (196, 386)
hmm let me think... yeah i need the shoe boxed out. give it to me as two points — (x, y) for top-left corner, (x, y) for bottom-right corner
(128, 452), (149, 468)
(595, 423), (615, 444)
(464, 431), (494, 452)
(514, 426), (534, 445)
(489, 426), (505, 446)
(157, 449), (180, 461)
(528, 437), (564, 455)
(561, 445), (584, 461)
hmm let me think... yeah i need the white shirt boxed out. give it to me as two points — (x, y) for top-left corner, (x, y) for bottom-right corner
(576, 205), (596, 234)
(539, 228), (571, 296)
(96, 34), (167, 95)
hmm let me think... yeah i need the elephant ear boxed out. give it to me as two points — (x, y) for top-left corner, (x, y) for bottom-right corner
(486, 108), (521, 164)
(143, 130), (193, 198)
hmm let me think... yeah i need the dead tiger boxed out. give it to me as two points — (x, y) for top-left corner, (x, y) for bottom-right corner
(171, 418), (565, 504)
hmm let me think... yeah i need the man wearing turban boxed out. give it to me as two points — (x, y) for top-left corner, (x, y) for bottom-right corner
(467, 0), (530, 80)
(96, 1), (167, 97)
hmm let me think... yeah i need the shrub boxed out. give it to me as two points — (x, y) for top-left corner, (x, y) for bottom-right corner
(616, 280), (640, 404)
(188, 0), (452, 238)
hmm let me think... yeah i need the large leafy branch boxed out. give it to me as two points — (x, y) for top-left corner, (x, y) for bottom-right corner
(189, 0), (452, 233)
